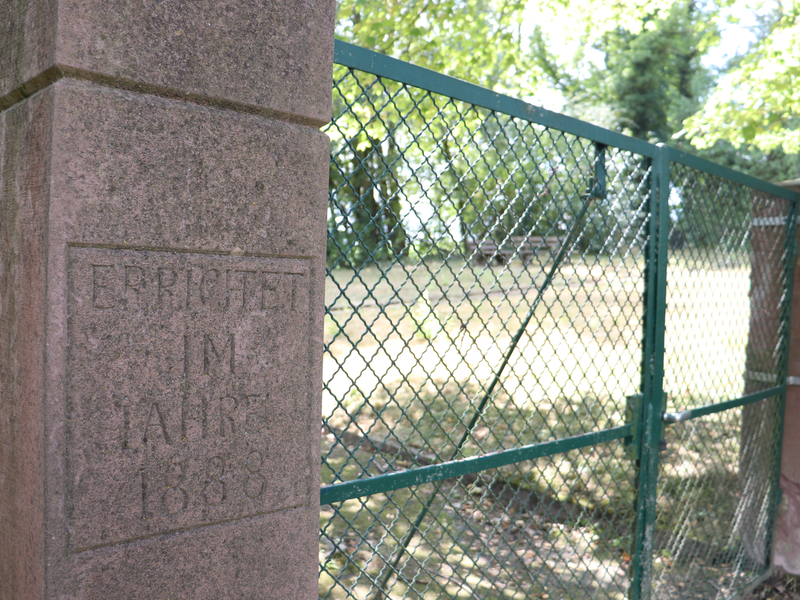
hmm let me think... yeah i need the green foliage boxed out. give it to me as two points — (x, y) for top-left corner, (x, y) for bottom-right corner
(677, 138), (800, 182)
(335, 0), (534, 94)
(328, 123), (407, 269)
(533, 0), (716, 143)
(607, 3), (710, 141)
(685, 0), (800, 154)
(328, 0), (799, 273)
(530, 0), (799, 179)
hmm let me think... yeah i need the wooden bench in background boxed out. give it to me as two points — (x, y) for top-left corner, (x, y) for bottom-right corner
(464, 235), (560, 263)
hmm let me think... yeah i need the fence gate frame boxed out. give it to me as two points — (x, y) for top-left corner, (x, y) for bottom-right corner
(321, 39), (800, 600)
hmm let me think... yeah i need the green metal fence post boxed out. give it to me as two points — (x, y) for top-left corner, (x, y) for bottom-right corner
(630, 143), (670, 600)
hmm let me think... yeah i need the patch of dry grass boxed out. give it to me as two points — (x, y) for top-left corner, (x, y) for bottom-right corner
(320, 251), (763, 599)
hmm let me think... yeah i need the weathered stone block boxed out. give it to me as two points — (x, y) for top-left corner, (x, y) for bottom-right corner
(1, 0), (334, 125)
(66, 248), (312, 553)
(2, 18), (330, 594)
(1, 83), (54, 600)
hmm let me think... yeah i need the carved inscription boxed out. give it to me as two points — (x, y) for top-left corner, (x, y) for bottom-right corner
(67, 248), (311, 551)
(88, 262), (304, 313)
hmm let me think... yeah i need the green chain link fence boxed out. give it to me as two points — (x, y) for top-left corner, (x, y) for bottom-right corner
(319, 40), (799, 600)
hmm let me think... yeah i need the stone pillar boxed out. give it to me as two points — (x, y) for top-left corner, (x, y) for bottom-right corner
(775, 179), (800, 573)
(1, 3), (333, 599)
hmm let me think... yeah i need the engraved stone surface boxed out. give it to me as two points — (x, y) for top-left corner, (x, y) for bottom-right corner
(38, 81), (326, 599)
(1, 77), (327, 600)
(67, 247), (310, 551)
(2, 2), (330, 596)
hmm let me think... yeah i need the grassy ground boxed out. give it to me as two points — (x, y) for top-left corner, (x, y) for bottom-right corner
(320, 440), (635, 599)
(320, 252), (771, 599)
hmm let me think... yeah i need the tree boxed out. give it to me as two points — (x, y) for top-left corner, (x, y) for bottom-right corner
(330, 0), (695, 268)
(530, 0), (717, 143)
(327, 133), (407, 269)
(329, 0), (799, 271)
(604, 2), (711, 142)
(684, 0), (800, 155)
(329, 0), (540, 268)
(335, 0), (534, 94)
(530, 0), (800, 181)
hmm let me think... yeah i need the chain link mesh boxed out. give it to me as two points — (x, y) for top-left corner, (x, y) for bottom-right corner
(651, 400), (782, 600)
(662, 167), (792, 410)
(321, 64), (649, 600)
(320, 449), (636, 599)
(649, 165), (793, 599)
(321, 60), (794, 600)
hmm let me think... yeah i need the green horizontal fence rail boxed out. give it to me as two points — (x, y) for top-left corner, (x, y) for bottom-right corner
(320, 39), (800, 600)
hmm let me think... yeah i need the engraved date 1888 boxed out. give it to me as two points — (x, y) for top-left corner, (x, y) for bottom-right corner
(140, 451), (267, 519)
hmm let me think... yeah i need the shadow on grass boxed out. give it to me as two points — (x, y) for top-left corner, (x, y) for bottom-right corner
(321, 372), (637, 599)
